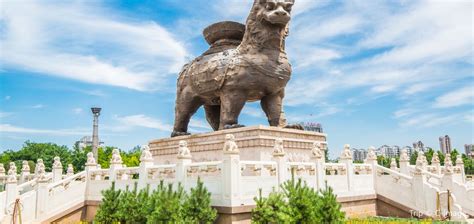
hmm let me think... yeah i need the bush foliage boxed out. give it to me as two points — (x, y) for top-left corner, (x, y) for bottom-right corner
(95, 178), (217, 224)
(252, 176), (345, 224)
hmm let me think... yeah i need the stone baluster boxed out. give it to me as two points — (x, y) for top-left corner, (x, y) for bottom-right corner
(431, 152), (441, 175)
(5, 162), (18, 219)
(35, 173), (49, 219)
(441, 154), (454, 191)
(455, 155), (465, 182)
(0, 163), (5, 186)
(109, 148), (123, 181)
(84, 152), (97, 201)
(138, 145), (154, 189)
(85, 152), (97, 173)
(390, 158), (398, 171)
(339, 144), (354, 192)
(66, 164), (74, 177)
(310, 142), (325, 190)
(20, 160), (30, 183)
(365, 146), (378, 191)
(222, 134), (241, 206)
(176, 141), (192, 187)
(272, 138), (287, 187)
(412, 155), (428, 212)
(399, 149), (410, 175)
(52, 156), (63, 182)
(35, 159), (45, 178)
(0, 164), (5, 224)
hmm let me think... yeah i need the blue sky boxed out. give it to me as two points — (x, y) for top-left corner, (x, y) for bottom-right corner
(0, 0), (472, 158)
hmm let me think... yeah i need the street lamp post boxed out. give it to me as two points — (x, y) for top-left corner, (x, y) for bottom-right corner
(91, 107), (102, 162)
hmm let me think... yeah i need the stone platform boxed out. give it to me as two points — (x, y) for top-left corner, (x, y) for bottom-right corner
(148, 125), (327, 164)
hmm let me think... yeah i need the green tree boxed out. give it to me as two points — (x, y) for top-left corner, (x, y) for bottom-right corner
(182, 178), (217, 224)
(147, 181), (186, 223)
(252, 189), (294, 223)
(316, 182), (345, 223)
(95, 182), (122, 223)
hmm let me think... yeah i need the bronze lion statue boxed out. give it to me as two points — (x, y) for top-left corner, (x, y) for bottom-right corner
(172, 0), (299, 137)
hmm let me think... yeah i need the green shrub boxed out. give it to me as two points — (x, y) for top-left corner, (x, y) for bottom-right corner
(95, 179), (217, 223)
(182, 177), (218, 224)
(95, 182), (122, 223)
(252, 176), (345, 224)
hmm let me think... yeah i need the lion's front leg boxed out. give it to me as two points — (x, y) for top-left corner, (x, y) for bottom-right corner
(261, 93), (283, 127)
(219, 90), (247, 130)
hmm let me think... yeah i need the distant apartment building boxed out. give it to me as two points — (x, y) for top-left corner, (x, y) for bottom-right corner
(439, 135), (452, 154)
(75, 136), (104, 150)
(412, 141), (425, 152)
(352, 148), (368, 161)
(465, 144), (474, 158)
(377, 145), (401, 158)
(300, 122), (323, 133)
(402, 146), (414, 156)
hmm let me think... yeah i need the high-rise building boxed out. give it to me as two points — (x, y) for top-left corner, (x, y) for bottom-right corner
(439, 135), (452, 154)
(75, 136), (104, 150)
(377, 145), (400, 158)
(465, 144), (473, 158)
(412, 141), (425, 152)
(352, 148), (368, 161)
(402, 146), (414, 156)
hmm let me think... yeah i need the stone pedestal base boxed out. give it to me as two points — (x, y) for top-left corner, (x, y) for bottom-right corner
(148, 125), (327, 164)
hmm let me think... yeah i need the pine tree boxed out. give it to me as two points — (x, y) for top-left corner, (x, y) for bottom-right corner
(182, 177), (217, 224)
(147, 181), (186, 223)
(95, 182), (122, 223)
(252, 188), (293, 223)
(281, 176), (319, 223)
(316, 182), (345, 223)
(116, 183), (145, 224)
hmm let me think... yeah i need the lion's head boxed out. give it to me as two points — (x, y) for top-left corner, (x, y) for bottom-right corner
(254, 0), (294, 26)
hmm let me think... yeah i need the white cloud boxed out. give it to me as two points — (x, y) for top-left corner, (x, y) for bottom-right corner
(434, 86), (473, 108)
(0, 111), (11, 118)
(115, 114), (172, 132)
(400, 113), (462, 128)
(73, 108), (83, 114)
(189, 118), (212, 131)
(241, 106), (265, 118)
(30, 104), (45, 109)
(0, 1), (188, 91)
(0, 124), (88, 136)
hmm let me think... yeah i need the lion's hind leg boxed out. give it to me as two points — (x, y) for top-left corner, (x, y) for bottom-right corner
(204, 105), (220, 131)
(171, 87), (202, 137)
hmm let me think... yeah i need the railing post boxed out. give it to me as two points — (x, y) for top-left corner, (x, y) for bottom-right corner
(66, 164), (74, 177)
(390, 158), (398, 171)
(176, 141), (192, 188)
(109, 148), (123, 181)
(455, 155), (465, 182)
(52, 156), (63, 182)
(310, 142), (325, 190)
(431, 152), (441, 175)
(85, 152), (97, 175)
(138, 145), (154, 189)
(35, 163), (49, 219)
(412, 155), (428, 211)
(5, 163), (18, 218)
(365, 146), (378, 191)
(442, 154), (454, 190)
(222, 134), (241, 206)
(272, 138), (287, 187)
(20, 160), (30, 183)
(399, 149), (410, 175)
(339, 144), (354, 192)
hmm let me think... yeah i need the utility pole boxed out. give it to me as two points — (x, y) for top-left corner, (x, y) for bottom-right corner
(91, 107), (102, 162)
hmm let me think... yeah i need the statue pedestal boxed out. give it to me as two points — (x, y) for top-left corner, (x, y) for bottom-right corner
(149, 125), (327, 164)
